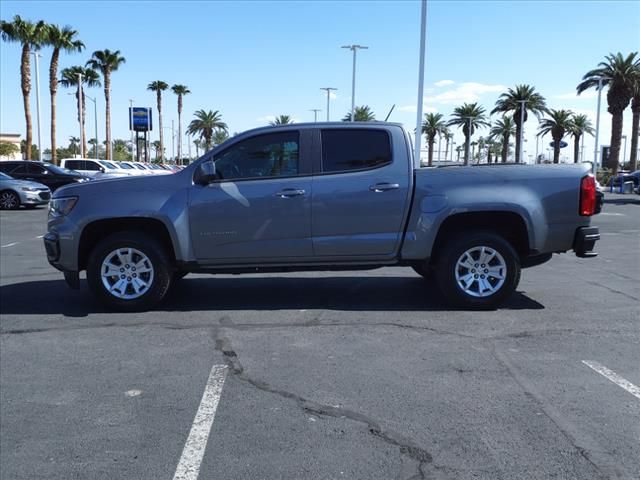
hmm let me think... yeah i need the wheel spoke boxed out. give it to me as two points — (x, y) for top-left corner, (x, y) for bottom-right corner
(131, 278), (147, 293)
(487, 266), (505, 280)
(459, 273), (475, 289)
(110, 278), (127, 293)
(102, 264), (121, 277)
(116, 248), (131, 266)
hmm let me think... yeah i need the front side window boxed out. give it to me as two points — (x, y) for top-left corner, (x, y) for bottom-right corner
(84, 161), (101, 171)
(321, 129), (391, 173)
(27, 163), (47, 175)
(65, 160), (82, 170)
(213, 132), (299, 181)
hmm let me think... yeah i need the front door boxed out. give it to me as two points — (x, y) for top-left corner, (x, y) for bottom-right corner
(189, 130), (313, 262)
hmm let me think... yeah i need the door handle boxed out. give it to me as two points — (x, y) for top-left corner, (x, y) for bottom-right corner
(369, 183), (400, 192)
(275, 188), (305, 198)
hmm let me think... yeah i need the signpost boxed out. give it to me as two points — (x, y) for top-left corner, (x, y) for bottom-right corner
(129, 107), (153, 162)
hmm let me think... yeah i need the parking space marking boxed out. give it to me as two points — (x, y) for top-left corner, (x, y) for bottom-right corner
(1, 242), (18, 248)
(173, 364), (228, 480)
(582, 360), (640, 400)
(599, 212), (626, 216)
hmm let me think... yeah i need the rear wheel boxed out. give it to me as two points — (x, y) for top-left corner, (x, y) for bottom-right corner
(434, 232), (520, 310)
(87, 232), (172, 311)
(0, 190), (20, 210)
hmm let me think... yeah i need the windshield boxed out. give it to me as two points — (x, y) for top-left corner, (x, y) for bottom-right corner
(99, 161), (117, 169)
(44, 163), (79, 175)
(118, 162), (134, 169)
(0, 172), (11, 180)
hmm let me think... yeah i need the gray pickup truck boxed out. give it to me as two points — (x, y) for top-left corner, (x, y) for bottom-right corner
(44, 122), (600, 311)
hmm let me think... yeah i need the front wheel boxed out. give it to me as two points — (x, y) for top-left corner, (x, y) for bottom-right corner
(0, 190), (20, 210)
(86, 232), (172, 311)
(433, 232), (521, 310)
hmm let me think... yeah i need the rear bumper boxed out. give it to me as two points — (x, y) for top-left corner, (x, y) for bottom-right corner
(573, 226), (600, 258)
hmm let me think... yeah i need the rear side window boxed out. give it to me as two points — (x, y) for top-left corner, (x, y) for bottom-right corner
(321, 129), (391, 173)
(1, 163), (26, 174)
(65, 160), (83, 170)
(84, 161), (101, 171)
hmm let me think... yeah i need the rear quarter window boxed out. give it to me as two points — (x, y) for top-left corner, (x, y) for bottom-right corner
(321, 129), (392, 173)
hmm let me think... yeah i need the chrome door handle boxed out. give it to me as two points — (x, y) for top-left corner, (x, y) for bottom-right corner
(275, 188), (305, 198)
(369, 183), (400, 192)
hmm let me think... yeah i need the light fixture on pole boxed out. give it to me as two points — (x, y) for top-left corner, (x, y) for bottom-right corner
(593, 77), (603, 171)
(341, 44), (368, 122)
(516, 99), (527, 163)
(31, 50), (43, 161)
(309, 109), (321, 122)
(413, 0), (427, 167)
(320, 87), (337, 121)
(78, 72), (84, 158)
(85, 95), (98, 160)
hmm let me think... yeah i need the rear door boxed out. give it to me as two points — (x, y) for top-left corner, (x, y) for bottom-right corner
(189, 129), (314, 262)
(311, 127), (412, 257)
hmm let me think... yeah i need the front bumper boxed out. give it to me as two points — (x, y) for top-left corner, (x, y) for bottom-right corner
(573, 226), (600, 258)
(20, 189), (51, 205)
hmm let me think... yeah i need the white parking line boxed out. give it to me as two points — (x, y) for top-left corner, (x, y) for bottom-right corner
(582, 360), (640, 400)
(1, 242), (18, 248)
(173, 364), (228, 480)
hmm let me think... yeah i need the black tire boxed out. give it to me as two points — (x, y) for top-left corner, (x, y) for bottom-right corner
(0, 190), (20, 210)
(433, 231), (520, 310)
(24, 204), (38, 209)
(86, 232), (173, 311)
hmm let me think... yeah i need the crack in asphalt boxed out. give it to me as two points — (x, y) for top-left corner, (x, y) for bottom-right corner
(214, 332), (434, 480)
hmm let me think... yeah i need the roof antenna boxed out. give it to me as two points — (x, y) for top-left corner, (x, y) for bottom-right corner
(384, 104), (396, 122)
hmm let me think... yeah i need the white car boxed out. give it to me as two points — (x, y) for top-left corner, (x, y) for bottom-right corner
(60, 158), (130, 179)
(117, 161), (149, 175)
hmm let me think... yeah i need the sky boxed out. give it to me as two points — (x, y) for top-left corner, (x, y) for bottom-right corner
(1, 0), (639, 163)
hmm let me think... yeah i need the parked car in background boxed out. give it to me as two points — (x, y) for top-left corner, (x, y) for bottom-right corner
(0, 171), (51, 209)
(609, 170), (640, 188)
(117, 161), (149, 175)
(0, 160), (90, 191)
(59, 158), (130, 178)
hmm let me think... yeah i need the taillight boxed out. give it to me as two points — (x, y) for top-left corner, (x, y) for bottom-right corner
(580, 174), (596, 216)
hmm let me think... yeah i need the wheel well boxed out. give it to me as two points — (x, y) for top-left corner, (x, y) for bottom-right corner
(78, 218), (176, 271)
(430, 212), (530, 263)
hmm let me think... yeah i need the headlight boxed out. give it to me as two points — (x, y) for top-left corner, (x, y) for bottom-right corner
(49, 196), (78, 217)
(20, 186), (38, 192)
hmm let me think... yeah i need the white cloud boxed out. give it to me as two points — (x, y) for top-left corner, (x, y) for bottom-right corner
(257, 115), (276, 123)
(319, 91), (338, 100)
(434, 79), (455, 87)
(424, 82), (507, 105)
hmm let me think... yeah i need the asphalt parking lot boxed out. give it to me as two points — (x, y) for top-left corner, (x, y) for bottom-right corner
(1, 194), (639, 480)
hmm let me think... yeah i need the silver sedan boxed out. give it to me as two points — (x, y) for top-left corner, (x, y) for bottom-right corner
(0, 172), (51, 209)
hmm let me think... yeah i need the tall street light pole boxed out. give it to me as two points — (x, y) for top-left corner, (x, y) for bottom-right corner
(31, 51), (43, 161)
(171, 120), (175, 162)
(341, 44), (368, 122)
(309, 109), (321, 122)
(622, 134), (628, 166)
(320, 87), (337, 121)
(593, 77), (603, 171)
(413, 0), (427, 168)
(129, 99), (135, 161)
(85, 95), (98, 160)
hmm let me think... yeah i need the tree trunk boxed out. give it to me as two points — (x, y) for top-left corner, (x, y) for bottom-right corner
(157, 91), (164, 162)
(629, 95), (639, 171)
(82, 92), (88, 158)
(177, 95), (183, 162)
(502, 133), (509, 163)
(573, 133), (580, 164)
(49, 49), (60, 164)
(444, 137), (450, 162)
(609, 110), (624, 174)
(104, 72), (112, 160)
(553, 142), (561, 164)
(464, 134), (470, 166)
(514, 116), (522, 163)
(487, 149), (492, 164)
(21, 44), (32, 160)
(427, 136), (435, 167)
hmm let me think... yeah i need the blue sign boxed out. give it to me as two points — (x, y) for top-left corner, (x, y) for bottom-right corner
(549, 140), (568, 148)
(129, 107), (153, 132)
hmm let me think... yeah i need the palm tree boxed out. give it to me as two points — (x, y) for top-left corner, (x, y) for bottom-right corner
(492, 84), (548, 163)
(342, 105), (376, 121)
(538, 109), (574, 164)
(68, 136), (80, 156)
(171, 84), (190, 161)
(87, 49), (126, 160)
(490, 116), (516, 163)
(45, 25), (83, 164)
(443, 129), (452, 162)
(1, 15), (47, 160)
(628, 78), (640, 171)
(147, 81), (168, 162)
(186, 109), (227, 152)
(269, 115), (293, 125)
(577, 52), (639, 173)
(567, 114), (595, 164)
(60, 66), (100, 158)
(212, 129), (229, 146)
(447, 102), (489, 165)
(151, 140), (162, 161)
(421, 113), (447, 167)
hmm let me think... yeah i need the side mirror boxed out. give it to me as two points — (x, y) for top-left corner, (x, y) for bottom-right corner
(99, 166), (105, 173)
(194, 161), (217, 185)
